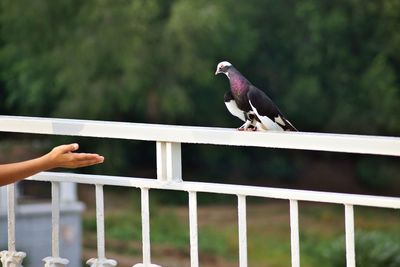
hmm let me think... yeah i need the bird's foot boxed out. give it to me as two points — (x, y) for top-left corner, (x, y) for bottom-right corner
(237, 125), (257, 131)
(237, 119), (260, 131)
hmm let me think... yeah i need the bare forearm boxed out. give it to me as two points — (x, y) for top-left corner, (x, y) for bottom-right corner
(0, 156), (50, 186)
(0, 143), (104, 186)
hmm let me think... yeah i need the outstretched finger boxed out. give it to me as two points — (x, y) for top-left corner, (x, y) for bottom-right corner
(72, 153), (103, 161)
(72, 158), (105, 168)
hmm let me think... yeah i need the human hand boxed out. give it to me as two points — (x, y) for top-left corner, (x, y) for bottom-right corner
(43, 143), (104, 169)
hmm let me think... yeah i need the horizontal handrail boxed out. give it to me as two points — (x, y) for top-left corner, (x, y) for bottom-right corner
(28, 172), (400, 209)
(1, 115), (400, 156)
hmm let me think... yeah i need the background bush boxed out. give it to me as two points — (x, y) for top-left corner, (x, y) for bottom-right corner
(318, 231), (400, 267)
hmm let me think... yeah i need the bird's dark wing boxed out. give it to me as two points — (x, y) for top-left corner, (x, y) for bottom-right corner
(247, 85), (297, 131)
(224, 91), (246, 122)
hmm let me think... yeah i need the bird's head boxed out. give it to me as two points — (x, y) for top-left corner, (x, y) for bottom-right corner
(215, 61), (232, 76)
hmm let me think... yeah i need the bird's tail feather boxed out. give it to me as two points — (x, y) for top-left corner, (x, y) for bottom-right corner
(284, 119), (298, 131)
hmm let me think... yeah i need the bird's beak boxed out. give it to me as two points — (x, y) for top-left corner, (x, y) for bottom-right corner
(215, 69), (220, 75)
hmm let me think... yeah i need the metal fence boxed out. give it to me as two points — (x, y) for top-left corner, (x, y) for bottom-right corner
(1, 116), (400, 267)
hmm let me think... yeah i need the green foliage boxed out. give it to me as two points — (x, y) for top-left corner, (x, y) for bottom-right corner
(318, 231), (400, 267)
(1, 0), (400, 183)
(83, 201), (400, 266)
(83, 207), (233, 257)
(199, 226), (235, 258)
(2, 0), (400, 132)
(356, 157), (399, 191)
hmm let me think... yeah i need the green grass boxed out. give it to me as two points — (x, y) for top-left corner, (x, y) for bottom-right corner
(83, 197), (400, 267)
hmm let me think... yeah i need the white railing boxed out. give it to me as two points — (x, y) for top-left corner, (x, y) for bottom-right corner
(0, 115), (400, 267)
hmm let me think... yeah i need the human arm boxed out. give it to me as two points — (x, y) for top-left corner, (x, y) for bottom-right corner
(0, 143), (104, 186)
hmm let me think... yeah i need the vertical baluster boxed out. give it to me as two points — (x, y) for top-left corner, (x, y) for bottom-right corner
(237, 195), (247, 267)
(96, 184), (106, 260)
(289, 200), (300, 267)
(345, 204), (356, 267)
(7, 184), (16, 252)
(141, 188), (151, 265)
(52, 182), (60, 257)
(132, 188), (161, 267)
(0, 184), (26, 267)
(188, 191), (199, 267)
(43, 182), (69, 267)
(86, 184), (117, 267)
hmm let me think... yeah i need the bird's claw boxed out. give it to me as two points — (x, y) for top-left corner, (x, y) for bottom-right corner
(237, 125), (257, 131)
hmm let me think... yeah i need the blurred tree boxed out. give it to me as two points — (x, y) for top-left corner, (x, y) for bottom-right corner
(1, 0), (399, 187)
(1, 0), (82, 115)
(1, 0), (399, 133)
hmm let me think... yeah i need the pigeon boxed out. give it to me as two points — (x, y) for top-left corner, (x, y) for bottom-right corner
(215, 61), (297, 132)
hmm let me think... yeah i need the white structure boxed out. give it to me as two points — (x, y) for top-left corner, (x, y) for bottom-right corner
(0, 115), (399, 267)
(0, 182), (84, 267)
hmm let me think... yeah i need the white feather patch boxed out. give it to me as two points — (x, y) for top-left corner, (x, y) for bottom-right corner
(225, 100), (246, 122)
(274, 116), (286, 126)
(249, 101), (284, 131)
(217, 61), (232, 68)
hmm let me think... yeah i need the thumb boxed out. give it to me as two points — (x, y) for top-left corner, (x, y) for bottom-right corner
(56, 143), (79, 154)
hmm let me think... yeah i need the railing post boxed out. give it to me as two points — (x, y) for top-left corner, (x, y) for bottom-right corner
(237, 195), (247, 267)
(132, 188), (161, 267)
(345, 204), (356, 267)
(156, 142), (182, 182)
(43, 182), (69, 267)
(86, 184), (117, 267)
(188, 191), (199, 267)
(289, 200), (300, 267)
(0, 184), (26, 267)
